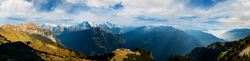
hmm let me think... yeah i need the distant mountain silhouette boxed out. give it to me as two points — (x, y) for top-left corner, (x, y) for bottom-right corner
(221, 29), (250, 41)
(185, 30), (226, 46)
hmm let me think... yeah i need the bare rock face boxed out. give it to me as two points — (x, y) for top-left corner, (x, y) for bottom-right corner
(14, 22), (58, 43)
(239, 47), (250, 56)
(2, 23), (13, 29)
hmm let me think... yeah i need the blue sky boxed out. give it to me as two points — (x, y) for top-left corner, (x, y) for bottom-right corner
(0, 0), (250, 37)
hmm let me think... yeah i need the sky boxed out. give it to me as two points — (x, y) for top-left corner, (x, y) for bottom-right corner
(0, 0), (250, 38)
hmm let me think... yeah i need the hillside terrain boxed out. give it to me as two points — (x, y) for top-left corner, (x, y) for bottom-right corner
(183, 41), (237, 61)
(217, 34), (250, 61)
(85, 47), (153, 61)
(0, 23), (89, 60)
(118, 26), (203, 60)
(56, 27), (126, 55)
(166, 54), (192, 61)
(167, 34), (250, 61)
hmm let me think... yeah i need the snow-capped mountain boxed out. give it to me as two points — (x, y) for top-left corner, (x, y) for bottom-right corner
(65, 21), (93, 32)
(42, 21), (137, 34)
(53, 24), (70, 34)
(42, 23), (57, 31)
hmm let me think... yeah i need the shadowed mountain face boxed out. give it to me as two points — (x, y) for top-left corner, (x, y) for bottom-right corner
(185, 30), (226, 46)
(117, 26), (203, 61)
(221, 29), (250, 41)
(0, 41), (44, 61)
(56, 27), (126, 55)
(183, 42), (237, 61)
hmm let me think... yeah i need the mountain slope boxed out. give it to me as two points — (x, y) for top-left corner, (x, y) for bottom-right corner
(221, 29), (250, 41)
(56, 27), (126, 55)
(0, 23), (89, 60)
(185, 30), (226, 46)
(86, 47), (153, 61)
(217, 34), (250, 61)
(183, 41), (237, 61)
(118, 26), (203, 61)
(168, 33), (250, 61)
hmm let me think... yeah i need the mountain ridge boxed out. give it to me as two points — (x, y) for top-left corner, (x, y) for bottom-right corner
(42, 21), (137, 34)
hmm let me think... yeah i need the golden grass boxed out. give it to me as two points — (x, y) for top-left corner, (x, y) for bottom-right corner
(111, 50), (140, 61)
(0, 30), (19, 41)
(0, 24), (91, 61)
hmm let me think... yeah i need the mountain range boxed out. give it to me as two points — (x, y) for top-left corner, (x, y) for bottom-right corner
(221, 29), (250, 41)
(42, 21), (227, 61)
(0, 22), (141, 61)
(42, 21), (137, 34)
(184, 30), (226, 46)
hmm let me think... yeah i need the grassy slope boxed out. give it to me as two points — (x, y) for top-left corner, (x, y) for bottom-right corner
(0, 24), (90, 61)
(111, 50), (140, 61)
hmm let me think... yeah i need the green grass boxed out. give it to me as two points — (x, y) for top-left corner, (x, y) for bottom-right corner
(111, 50), (139, 61)
(218, 51), (228, 58)
(220, 43), (225, 46)
(17, 34), (32, 41)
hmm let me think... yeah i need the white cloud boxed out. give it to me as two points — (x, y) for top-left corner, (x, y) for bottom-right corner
(0, 0), (33, 12)
(216, 17), (242, 24)
(215, 0), (250, 28)
(230, 0), (250, 9)
(86, 0), (121, 8)
(0, 0), (33, 17)
(117, 12), (133, 17)
(66, 0), (121, 8)
(65, 0), (177, 18)
(66, 0), (86, 4)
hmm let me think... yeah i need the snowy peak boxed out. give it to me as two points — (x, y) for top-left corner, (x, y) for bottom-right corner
(43, 23), (57, 27)
(77, 21), (92, 28)
(58, 23), (70, 28)
(89, 22), (99, 27)
(42, 23), (58, 31)
(41, 21), (137, 34)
